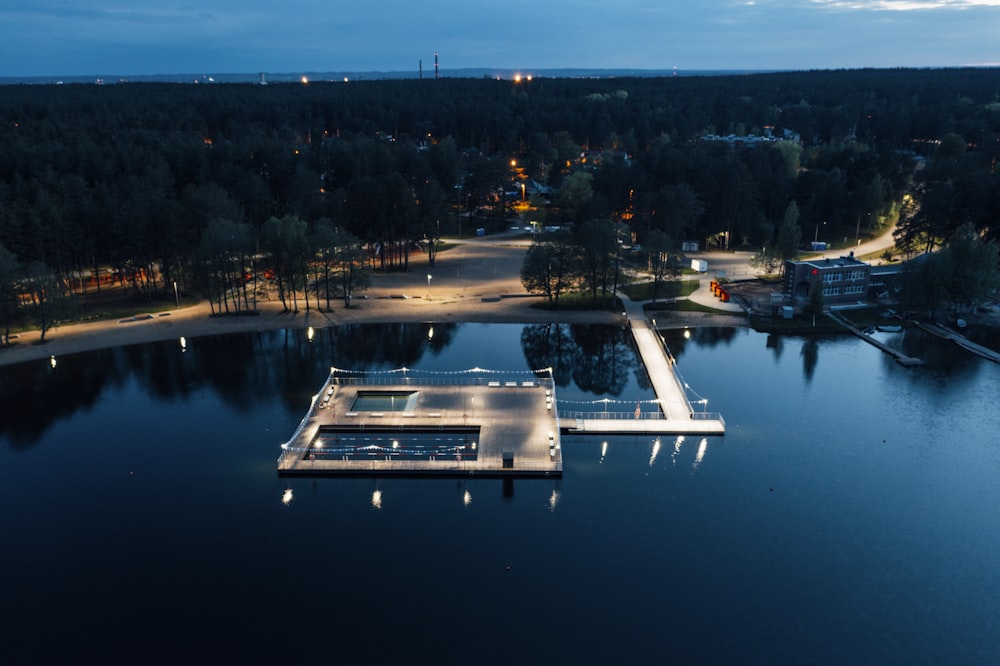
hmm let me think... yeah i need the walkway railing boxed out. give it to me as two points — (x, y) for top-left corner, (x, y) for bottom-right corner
(558, 410), (724, 422)
(334, 375), (552, 387)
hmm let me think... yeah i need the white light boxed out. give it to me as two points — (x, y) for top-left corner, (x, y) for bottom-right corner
(672, 435), (685, 466)
(684, 328), (690, 339)
(301, 76), (309, 84)
(649, 437), (661, 467)
(427, 326), (434, 340)
(463, 490), (472, 506)
(692, 438), (708, 473)
(392, 440), (399, 449)
(49, 355), (56, 368)
(371, 489), (383, 509)
(281, 488), (293, 505)
(600, 440), (608, 462)
(548, 489), (559, 511)
(307, 326), (315, 342)
(179, 336), (187, 350)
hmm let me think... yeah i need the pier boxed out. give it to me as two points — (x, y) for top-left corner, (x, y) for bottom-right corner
(559, 299), (726, 435)
(826, 310), (924, 367)
(278, 305), (725, 477)
(278, 368), (563, 477)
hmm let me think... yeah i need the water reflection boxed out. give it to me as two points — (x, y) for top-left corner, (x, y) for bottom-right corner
(801, 338), (819, 382)
(521, 323), (643, 394)
(281, 488), (293, 506)
(692, 438), (708, 473)
(649, 437), (661, 467)
(672, 435), (685, 466)
(1, 322), (650, 449)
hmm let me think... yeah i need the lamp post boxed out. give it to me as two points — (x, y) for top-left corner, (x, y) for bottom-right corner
(855, 212), (870, 246)
(814, 221), (827, 245)
(426, 274), (432, 300)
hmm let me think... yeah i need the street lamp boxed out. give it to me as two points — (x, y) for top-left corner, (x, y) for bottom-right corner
(814, 220), (827, 244)
(855, 212), (870, 245)
(426, 274), (432, 300)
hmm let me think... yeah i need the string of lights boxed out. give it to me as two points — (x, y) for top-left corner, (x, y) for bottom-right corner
(330, 366), (553, 376)
(556, 398), (662, 405)
(661, 340), (710, 410)
(291, 444), (471, 456)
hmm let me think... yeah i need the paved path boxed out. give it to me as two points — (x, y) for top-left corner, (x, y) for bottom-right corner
(614, 293), (726, 434)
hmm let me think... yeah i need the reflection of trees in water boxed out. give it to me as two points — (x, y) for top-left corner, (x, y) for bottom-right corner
(801, 338), (819, 383)
(325, 323), (457, 369)
(766, 334), (784, 362)
(522, 323), (636, 396)
(657, 327), (740, 363)
(568, 324), (634, 396)
(0, 323), (460, 448)
(0, 348), (125, 447)
(690, 327), (740, 348)
(521, 324), (575, 386)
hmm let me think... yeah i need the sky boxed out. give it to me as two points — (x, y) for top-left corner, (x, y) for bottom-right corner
(0, 0), (998, 78)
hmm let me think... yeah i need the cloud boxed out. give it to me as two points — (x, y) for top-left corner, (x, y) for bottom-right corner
(810, 0), (1000, 9)
(0, 0), (998, 76)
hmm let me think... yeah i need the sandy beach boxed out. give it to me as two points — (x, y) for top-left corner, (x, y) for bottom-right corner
(3, 234), (745, 368)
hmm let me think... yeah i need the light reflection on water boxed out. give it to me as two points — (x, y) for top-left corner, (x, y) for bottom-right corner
(1, 323), (999, 664)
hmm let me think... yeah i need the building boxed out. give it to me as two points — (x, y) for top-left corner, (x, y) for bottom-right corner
(784, 254), (872, 304)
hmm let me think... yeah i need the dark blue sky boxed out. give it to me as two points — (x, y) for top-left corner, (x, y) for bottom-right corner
(2, 1), (999, 77)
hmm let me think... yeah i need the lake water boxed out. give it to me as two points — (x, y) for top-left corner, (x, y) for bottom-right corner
(2, 323), (998, 664)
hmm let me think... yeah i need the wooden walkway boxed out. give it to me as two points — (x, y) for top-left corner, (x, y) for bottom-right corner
(826, 310), (923, 367)
(561, 296), (726, 436)
(914, 321), (1000, 365)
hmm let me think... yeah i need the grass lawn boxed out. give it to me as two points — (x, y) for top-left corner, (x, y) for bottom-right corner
(623, 280), (700, 301)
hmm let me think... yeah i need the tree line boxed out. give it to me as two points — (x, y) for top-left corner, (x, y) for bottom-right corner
(1, 68), (999, 338)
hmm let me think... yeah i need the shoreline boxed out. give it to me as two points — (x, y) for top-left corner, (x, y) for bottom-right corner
(0, 295), (747, 368)
(0, 237), (748, 368)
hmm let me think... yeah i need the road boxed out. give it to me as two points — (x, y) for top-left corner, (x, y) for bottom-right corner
(697, 220), (899, 281)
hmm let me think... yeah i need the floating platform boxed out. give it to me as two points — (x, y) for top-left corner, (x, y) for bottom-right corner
(278, 368), (563, 478)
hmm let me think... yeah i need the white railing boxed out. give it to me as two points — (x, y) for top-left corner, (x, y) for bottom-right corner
(335, 375), (553, 388)
(558, 410), (725, 423)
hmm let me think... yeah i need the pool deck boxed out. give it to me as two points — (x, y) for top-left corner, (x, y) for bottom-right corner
(278, 371), (563, 477)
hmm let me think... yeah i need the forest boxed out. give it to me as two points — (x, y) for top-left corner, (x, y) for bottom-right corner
(1, 68), (999, 336)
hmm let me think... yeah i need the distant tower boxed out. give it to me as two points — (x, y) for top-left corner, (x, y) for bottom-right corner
(434, 52), (439, 79)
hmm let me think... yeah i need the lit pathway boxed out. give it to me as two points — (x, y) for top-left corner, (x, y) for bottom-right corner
(562, 293), (725, 435)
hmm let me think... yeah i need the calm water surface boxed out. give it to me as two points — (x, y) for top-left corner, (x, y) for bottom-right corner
(1, 323), (998, 664)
